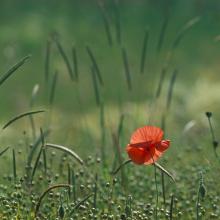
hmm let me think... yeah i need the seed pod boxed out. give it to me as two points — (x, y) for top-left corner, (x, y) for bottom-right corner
(58, 205), (65, 219)
(199, 183), (206, 199)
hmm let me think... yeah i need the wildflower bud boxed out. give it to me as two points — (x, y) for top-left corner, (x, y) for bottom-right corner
(205, 112), (212, 118)
(199, 184), (206, 199)
(213, 140), (218, 149)
(58, 205), (65, 219)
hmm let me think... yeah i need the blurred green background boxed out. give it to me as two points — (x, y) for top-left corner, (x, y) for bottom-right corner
(0, 0), (220, 152)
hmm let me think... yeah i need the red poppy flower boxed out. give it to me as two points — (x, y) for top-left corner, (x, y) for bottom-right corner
(126, 126), (170, 165)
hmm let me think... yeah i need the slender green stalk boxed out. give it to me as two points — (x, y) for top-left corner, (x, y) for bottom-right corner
(166, 69), (178, 111)
(140, 28), (149, 74)
(49, 70), (58, 106)
(44, 39), (51, 84)
(157, 14), (169, 52)
(71, 169), (76, 202)
(91, 66), (100, 106)
(113, 0), (121, 44)
(121, 47), (132, 91)
(169, 194), (174, 220)
(155, 67), (166, 99)
(52, 34), (74, 80)
(72, 46), (79, 81)
(97, 2), (113, 46)
(161, 171), (166, 205)
(12, 149), (16, 181)
(93, 173), (98, 209)
(86, 46), (104, 86)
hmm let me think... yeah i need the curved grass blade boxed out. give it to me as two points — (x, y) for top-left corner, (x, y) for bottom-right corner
(45, 143), (83, 165)
(35, 184), (71, 217)
(112, 159), (131, 175)
(0, 147), (9, 157)
(155, 162), (175, 182)
(121, 47), (132, 91)
(2, 110), (45, 130)
(86, 46), (104, 86)
(0, 55), (31, 87)
(172, 16), (200, 49)
(140, 28), (149, 74)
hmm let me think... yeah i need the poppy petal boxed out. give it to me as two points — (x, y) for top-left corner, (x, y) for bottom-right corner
(126, 145), (146, 165)
(156, 140), (170, 152)
(143, 147), (161, 165)
(130, 126), (163, 144)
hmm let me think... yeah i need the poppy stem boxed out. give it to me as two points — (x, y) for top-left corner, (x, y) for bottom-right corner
(153, 163), (159, 220)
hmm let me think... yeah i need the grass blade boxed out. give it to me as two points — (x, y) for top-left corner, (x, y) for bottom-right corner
(0, 147), (9, 157)
(71, 169), (76, 202)
(93, 173), (98, 209)
(69, 193), (93, 215)
(122, 47), (132, 91)
(157, 14), (169, 52)
(12, 149), (16, 181)
(49, 70), (58, 106)
(100, 102), (106, 166)
(3, 110), (45, 130)
(161, 171), (166, 205)
(45, 143), (83, 165)
(35, 184), (71, 217)
(52, 34), (74, 80)
(86, 46), (104, 86)
(91, 66), (100, 106)
(29, 84), (40, 140)
(155, 162), (175, 182)
(72, 46), (79, 81)
(44, 39), (51, 84)
(169, 194), (174, 220)
(113, 0), (121, 44)
(155, 67), (166, 99)
(0, 55), (31, 87)
(140, 28), (149, 74)
(172, 16), (200, 49)
(30, 146), (43, 183)
(166, 69), (178, 111)
(97, 1), (113, 46)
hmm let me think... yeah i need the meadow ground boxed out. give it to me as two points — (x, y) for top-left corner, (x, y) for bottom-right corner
(0, 1), (220, 219)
